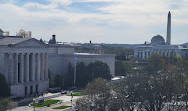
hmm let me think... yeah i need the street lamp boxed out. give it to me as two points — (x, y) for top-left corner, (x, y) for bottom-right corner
(71, 91), (73, 106)
(33, 98), (36, 111)
(90, 101), (95, 111)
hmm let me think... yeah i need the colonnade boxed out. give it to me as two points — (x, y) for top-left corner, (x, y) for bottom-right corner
(5, 53), (48, 84)
(136, 51), (181, 59)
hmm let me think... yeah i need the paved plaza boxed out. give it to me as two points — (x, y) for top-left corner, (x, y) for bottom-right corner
(10, 92), (81, 111)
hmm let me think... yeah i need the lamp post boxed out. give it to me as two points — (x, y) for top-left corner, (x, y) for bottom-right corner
(90, 101), (95, 111)
(33, 98), (36, 111)
(71, 91), (73, 106)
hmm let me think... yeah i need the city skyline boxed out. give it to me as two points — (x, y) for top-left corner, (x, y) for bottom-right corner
(0, 0), (188, 44)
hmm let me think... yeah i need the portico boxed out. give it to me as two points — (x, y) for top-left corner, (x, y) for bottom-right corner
(0, 37), (49, 97)
(5, 52), (48, 84)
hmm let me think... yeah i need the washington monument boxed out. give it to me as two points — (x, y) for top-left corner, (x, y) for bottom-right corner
(166, 11), (171, 45)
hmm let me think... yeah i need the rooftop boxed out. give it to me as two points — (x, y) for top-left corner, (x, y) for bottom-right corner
(74, 53), (102, 55)
(0, 37), (31, 46)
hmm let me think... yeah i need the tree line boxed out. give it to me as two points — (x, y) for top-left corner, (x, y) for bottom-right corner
(76, 54), (188, 111)
(50, 61), (112, 89)
(0, 73), (12, 111)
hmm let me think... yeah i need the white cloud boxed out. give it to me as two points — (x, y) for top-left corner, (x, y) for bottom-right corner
(0, 0), (188, 44)
(24, 2), (57, 9)
(24, 0), (72, 10)
(48, 0), (72, 6)
(73, 0), (120, 2)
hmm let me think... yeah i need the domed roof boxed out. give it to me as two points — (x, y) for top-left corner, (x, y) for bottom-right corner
(151, 35), (165, 45)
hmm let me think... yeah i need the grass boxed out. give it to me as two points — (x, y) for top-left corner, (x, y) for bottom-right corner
(68, 92), (82, 96)
(53, 106), (72, 109)
(30, 100), (60, 107)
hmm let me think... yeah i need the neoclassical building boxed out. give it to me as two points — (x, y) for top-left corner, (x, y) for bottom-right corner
(0, 35), (49, 97)
(48, 44), (115, 77)
(134, 35), (188, 59)
(0, 29), (115, 97)
(134, 12), (188, 59)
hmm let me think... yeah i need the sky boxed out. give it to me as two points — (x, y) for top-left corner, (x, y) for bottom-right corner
(0, 0), (188, 44)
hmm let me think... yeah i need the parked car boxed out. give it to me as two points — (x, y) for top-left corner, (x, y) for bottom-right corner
(48, 87), (61, 93)
(61, 91), (67, 94)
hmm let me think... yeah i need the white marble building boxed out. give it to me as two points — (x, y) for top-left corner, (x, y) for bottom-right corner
(48, 44), (115, 77)
(134, 12), (188, 59)
(0, 29), (115, 97)
(134, 43), (188, 59)
(0, 36), (49, 97)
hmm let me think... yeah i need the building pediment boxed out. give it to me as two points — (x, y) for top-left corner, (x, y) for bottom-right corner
(0, 37), (48, 47)
(15, 38), (48, 47)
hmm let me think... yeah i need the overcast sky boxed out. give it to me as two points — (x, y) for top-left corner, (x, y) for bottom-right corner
(0, 0), (187, 44)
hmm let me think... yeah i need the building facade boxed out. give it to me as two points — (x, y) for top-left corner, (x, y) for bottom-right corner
(134, 12), (188, 59)
(0, 37), (49, 97)
(48, 45), (75, 78)
(134, 45), (188, 59)
(48, 44), (115, 78)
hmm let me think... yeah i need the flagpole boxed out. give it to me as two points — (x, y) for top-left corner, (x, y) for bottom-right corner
(74, 55), (77, 85)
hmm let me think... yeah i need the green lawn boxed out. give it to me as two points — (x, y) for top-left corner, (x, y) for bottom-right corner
(68, 92), (82, 96)
(53, 106), (72, 109)
(30, 100), (60, 107)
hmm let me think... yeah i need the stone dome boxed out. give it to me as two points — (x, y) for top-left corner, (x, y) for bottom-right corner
(151, 35), (165, 45)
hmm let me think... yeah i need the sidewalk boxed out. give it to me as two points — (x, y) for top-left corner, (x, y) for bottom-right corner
(11, 93), (81, 111)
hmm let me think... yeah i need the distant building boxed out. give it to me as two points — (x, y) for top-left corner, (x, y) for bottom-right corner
(134, 12), (188, 59)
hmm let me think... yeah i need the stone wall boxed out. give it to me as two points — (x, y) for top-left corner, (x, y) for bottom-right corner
(48, 46), (75, 77)
(10, 80), (49, 97)
(48, 54), (74, 77)
(48, 47), (115, 77)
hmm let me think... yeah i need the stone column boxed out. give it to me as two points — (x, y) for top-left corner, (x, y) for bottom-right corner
(44, 53), (48, 80)
(8, 53), (14, 84)
(4, 53), (9, 82)
(142, 51), (145, 59)
(43, 53), (45, 80)
(14, 53), (18, 84)
(146, 52), (148, 58)
(41, 53), (44, 80)
(32, 53), (36, 81)
(25, 53), (29, 82)
(20, 53), (24, 83)
(36, 53), (40, 81)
